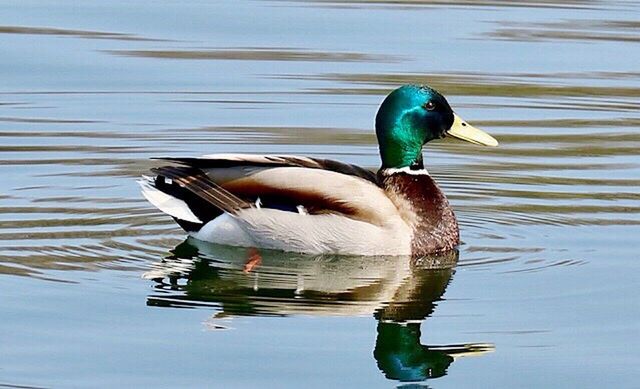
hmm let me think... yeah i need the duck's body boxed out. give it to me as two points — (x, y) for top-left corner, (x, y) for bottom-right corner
(141, 155), (458, 257)
(140, 85), (497, 257)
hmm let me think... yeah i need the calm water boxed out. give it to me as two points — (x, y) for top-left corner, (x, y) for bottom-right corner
(1, 0), (639, 387)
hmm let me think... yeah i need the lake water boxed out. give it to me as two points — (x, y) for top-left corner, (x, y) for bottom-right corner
(1, 0), (639, 387)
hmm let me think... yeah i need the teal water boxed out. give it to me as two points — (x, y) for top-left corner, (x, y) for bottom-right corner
(1, 0), (639, 387)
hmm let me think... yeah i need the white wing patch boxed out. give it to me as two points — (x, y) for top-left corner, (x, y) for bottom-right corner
(138, 178), (202, 224)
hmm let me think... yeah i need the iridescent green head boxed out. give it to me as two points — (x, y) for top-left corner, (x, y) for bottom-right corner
(375, 84), (498, 169)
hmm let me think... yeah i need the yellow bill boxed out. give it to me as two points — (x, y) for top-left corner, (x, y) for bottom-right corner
(447, 113), (498, 147)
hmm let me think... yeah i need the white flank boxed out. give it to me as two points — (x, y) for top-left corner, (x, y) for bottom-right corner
(193, 207), (412, 256)
(138, 178), (202, 224)
(190, 213), (255, 247)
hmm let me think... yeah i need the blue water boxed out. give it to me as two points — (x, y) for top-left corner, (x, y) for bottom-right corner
(1, 0), (639, 387)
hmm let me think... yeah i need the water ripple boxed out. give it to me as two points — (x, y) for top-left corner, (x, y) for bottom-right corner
(0, 25), (162, 41)
(107, 48), (399, 63)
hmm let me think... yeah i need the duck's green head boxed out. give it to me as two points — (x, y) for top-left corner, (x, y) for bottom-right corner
(375, 84), (498, 169)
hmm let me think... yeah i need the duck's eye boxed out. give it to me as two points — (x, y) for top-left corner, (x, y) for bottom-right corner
(423, 101), (436, 111)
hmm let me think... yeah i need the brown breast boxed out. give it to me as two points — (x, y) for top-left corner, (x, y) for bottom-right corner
(378, 170), (459, 257)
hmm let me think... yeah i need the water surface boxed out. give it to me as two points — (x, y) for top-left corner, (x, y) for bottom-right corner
(1, 0), (639, 387)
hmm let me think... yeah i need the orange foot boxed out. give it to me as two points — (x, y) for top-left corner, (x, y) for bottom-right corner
(243, 248), (262, 273)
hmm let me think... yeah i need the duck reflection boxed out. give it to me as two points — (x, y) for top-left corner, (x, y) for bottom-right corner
(145, 238), (493, 383)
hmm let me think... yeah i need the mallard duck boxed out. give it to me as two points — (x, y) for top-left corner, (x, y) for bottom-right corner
(140, 84), (498, 257)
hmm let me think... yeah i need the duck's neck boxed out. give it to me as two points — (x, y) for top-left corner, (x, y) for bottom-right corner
(378, 168), (459, 257)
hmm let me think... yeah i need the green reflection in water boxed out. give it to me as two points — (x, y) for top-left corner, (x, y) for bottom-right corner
(146, 239), (493, 383)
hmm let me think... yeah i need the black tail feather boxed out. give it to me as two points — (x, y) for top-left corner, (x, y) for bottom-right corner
(152, 165), (252, 217)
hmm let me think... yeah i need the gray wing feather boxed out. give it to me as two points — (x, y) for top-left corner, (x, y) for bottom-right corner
(153, 154), (379, 185)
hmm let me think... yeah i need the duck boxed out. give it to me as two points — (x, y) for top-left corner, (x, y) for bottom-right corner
(139, 84), (498, 257)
